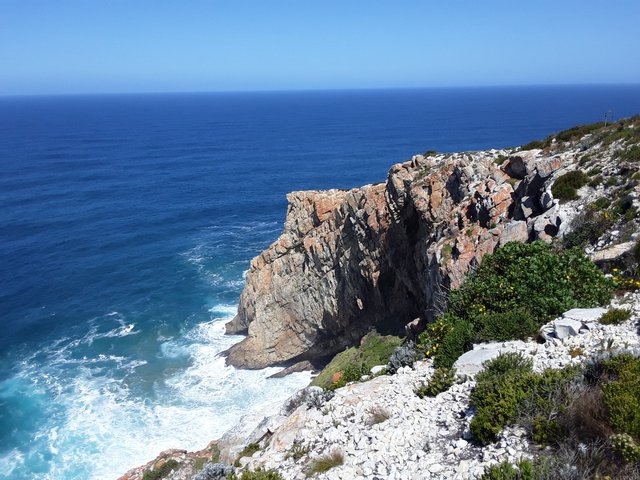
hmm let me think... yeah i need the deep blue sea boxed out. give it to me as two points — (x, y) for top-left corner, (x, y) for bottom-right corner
(1, 86), (640, 479)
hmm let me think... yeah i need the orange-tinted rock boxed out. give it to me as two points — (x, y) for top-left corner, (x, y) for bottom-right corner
(226, 149), (568, 369)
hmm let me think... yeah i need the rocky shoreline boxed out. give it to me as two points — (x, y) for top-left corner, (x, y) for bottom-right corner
(119, 294), (640, 480)
(119, 117), (640, 480)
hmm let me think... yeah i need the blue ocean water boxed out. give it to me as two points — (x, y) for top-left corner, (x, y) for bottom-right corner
(1, 86), (640, 479)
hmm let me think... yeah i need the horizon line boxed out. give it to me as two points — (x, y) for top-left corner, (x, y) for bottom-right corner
(2, 82), (640, 99)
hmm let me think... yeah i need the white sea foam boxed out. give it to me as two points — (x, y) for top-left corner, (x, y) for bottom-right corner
(1, 305), (311, 480)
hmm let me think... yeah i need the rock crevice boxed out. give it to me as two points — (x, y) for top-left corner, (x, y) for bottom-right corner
(226, 150), (566, 369)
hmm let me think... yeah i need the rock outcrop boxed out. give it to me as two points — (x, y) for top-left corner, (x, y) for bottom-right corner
(226, 145), (609, 368)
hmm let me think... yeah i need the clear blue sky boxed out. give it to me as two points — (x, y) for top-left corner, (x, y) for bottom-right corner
(1, 0), (639, 95)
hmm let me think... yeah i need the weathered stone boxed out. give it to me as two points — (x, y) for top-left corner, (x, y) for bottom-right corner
(562, 308), (608, 323)
(552, 318), (583, 339)
(226, 149), (572, 369)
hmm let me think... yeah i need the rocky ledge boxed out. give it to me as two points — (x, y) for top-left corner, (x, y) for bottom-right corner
(226, 119), (640, 369)
(120, 292), (640, 480)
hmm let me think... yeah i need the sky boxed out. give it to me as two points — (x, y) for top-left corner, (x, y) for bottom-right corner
(1, 0), (639, 96)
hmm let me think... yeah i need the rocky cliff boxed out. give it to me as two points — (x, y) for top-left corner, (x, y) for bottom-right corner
(226, 131), (626, 369)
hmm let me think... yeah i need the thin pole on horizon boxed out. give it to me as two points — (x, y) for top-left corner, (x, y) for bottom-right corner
(604, 110), (613, 126)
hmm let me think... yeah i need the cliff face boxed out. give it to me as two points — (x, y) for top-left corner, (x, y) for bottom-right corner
(225, 148), (572, 369)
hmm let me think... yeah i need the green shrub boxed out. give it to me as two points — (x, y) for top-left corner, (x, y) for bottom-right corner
(480, 459), (535, 480)
(521, 140), (544, 151)
(563, 210), (616, 249)
(311, 332), (402, 389)
(142, 460), (180, 480)
(448, 241), (613, 328)
(238, 443), (260, 459)
(551, 170), (589, 201)
(590, 197), (611, 210)
(227, 468), (284, 480)
(599, 308), (632, 325)
(433, 316), (474, 368)
(522, 366), (581, 446)
(286, 440), (310, 461)
(617, 144), (640, 162)
(601, 354), (640, 440)
(588, 175), (603, 187)
(415, 367), (456, 398)
(475, 309), (540, 342)
(611, 433), (640, 463)
(531, 416), (563, 446)
(470, 353), (536, 444)
(417, 317), (451, 357)
(306, 451), (344, 475)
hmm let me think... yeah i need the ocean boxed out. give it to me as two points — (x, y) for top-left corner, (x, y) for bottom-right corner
(1, 85), (639, 479)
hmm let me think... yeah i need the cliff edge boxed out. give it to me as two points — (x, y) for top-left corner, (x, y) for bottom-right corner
(226, 145), (575, 368)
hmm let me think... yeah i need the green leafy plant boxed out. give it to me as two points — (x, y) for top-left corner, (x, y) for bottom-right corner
(599, 308), (632, 325)
(470, 353), (536, 444)
(480, 459), (535, 479)
(235, 443), (261, 466)
(311, 332), (402, 390)
(142, 460), (180, 480)
(415, 367), (456, 398)
(227, 468), (284, 480)
(551, 170), (589, 201)
(475, 309), (540, 342)
(600, 354), (640, 440)
(563, 210), (616, 249)
(448, 241), (613, 331)
(611, 433), (640, 463)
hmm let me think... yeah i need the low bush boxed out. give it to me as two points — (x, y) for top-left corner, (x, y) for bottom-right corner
(142, 460), (180, 480)
(306, 451), (344, 475)
(521, 140), (544, 151)
(611, 433), (640, 463)
(590, 197), (611, 210)
(433, 316), (474, 368)
(617, 144), (640, 162)
(470, 353), (536, 444)
(387, 341), (420, 374)
(194, 463), (234, 480)
(562, 209), (616, 249)
(286, 440), (310, 462)
(415, 367), (456, 398)
(470, 354), (583, 446)
(480, 459), (536, 479)
(551, 170), (589, 201)
(311, 332), (402, 389)
(475, 309), (540, 342)
(599, 308), (632, 325)
(448, 241), (613, 328)
(588, 175), (603, 187)
(418, 242), (612, 369)
(227, 468), (284, 480)
(600, 354), (640, 440)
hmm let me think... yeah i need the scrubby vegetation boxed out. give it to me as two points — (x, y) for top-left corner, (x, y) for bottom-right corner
(227, 468), (284, 480)
(562, 209), (616, 249)
(415, 367), (456, 398)
(306, 451), (344, 475)
(419, 241), (613, 368)
(310, 331), (401, 390)
(551, 170), (589, 201)
(475, 353), (640, 479)
(599, 308), (632, 325)
(142, 460), (180, 480)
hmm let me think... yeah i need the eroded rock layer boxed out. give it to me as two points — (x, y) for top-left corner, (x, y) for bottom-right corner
(226, 148), (572, 369)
